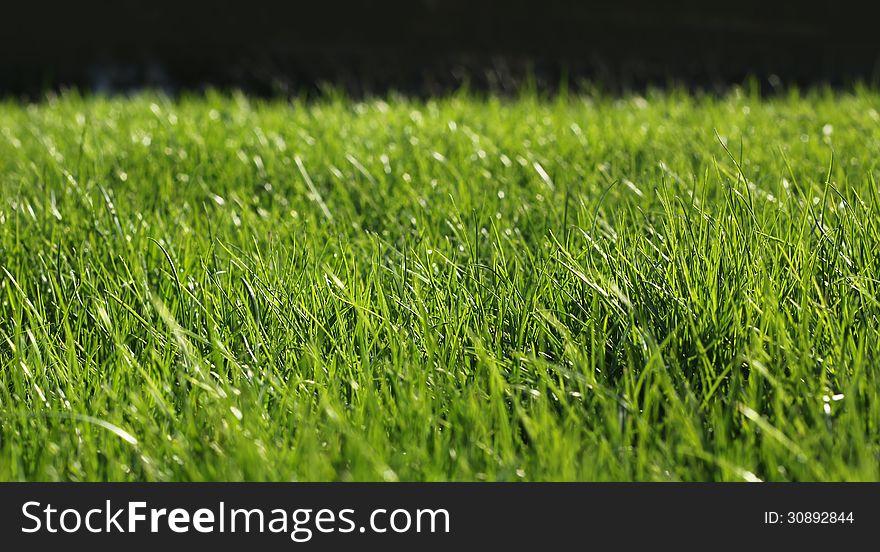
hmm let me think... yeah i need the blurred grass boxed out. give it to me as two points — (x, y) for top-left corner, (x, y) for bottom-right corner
(0, 87), (878, 481)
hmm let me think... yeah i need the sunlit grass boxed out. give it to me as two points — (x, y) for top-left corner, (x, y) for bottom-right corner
(1, 87), (878, 481)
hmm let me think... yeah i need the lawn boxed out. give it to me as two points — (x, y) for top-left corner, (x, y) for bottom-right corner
(1, 88), (878, 481)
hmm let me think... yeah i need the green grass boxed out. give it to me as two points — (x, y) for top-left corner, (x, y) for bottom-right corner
(1, 87), (879, 481)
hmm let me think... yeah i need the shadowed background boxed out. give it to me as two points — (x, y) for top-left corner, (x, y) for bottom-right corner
(2, 1), (880, 94)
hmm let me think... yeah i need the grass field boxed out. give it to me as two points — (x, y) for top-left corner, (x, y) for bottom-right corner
(1, 88), (878, 481)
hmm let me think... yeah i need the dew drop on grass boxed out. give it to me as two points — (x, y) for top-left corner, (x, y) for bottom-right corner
(623, 178), (644, 197)
(740, 470), (762, 483)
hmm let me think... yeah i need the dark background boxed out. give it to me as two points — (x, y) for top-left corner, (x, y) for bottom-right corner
(2, 1), (880, 95)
